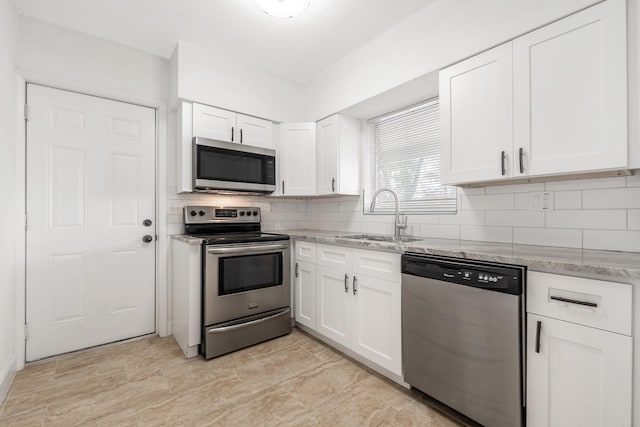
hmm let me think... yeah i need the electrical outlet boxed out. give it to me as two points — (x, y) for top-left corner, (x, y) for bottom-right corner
(528, 191), (554, 211)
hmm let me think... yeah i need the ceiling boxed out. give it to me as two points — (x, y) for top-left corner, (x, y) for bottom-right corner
(14, 0), (434, 85)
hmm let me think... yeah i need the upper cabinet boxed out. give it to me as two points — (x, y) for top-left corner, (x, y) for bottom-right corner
(278, 122), (317, 196)
(440, 0), (628, 186)
(192, 103), (274, 149)
(316, 114), (361, 196)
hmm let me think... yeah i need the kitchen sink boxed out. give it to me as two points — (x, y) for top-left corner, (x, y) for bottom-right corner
(337, 234), (422, 243)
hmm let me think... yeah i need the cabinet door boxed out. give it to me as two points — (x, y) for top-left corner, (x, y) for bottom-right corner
(279, 123), (317, 196)
(351, 274), (401, 375)
(527, 314), (632, 427)
(237, 113), (275, 149)
(316, 265), (350, 347)
(513, 0), (627, 176)
(439, 43), (513, 184)
(316, 115), (340, 195)
(192, 103), (236, 143)
(294, 261), (317, 330)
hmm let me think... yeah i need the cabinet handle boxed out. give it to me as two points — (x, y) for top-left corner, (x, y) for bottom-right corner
(240, 128), (243, 144)
(344, 274), (349, 293)
(549, 295), (598, 308)
(518, 147), (524, 174)
(231, 126), (235, 142)
(295, 262), (299, 278)
(332, 177), (336, 192)
(535, 320), (542, 353)
(282, 180), (285, 194)
(500, 151), (506, 176)
(353, 276), (358, 295)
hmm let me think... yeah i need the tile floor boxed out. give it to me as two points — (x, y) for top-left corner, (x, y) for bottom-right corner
(0, 328), (464, 426)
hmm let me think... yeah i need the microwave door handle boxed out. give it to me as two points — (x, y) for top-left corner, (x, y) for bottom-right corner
(206, 243), (289, 255)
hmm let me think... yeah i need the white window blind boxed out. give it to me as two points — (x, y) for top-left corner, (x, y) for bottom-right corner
(366, 99), (457, 214)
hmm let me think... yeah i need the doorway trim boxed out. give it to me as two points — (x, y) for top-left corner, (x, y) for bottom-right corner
(14, 71), (169, 370)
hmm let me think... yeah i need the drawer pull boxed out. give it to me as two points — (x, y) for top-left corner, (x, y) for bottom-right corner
(535, 320), (542, 354)
(550, 295), (598, 308)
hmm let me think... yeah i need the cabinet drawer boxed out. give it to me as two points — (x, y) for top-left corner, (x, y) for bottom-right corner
(317, 244), (351, 270)
(527, 271), (631, 336)
(352, 249), (401, 283)
(294, 240), (316, 263)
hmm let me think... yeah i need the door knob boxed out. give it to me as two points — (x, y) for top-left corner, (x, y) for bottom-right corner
(143, 219), (152, 227)
(142, 235), (153, 243)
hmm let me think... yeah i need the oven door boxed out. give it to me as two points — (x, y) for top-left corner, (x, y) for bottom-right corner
(193, 137), (276, 193)
(203, 241), (290, 326)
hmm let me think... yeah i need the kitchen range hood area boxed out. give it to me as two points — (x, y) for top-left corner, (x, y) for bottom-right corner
(1, 0), (640, 426)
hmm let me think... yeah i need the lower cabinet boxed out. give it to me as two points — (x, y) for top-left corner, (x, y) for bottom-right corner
(526, 271), (632, 427)
(293, 240), (402, 376)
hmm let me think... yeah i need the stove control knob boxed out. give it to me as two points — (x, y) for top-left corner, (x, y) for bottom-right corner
(198, 210), (205, 216)
(240, 211), (245, 216)
(252, 211), (258, 216)
(190, 210), (197, 217)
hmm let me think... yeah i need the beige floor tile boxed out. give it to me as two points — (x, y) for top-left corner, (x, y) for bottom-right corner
(1, 328), (463, 427)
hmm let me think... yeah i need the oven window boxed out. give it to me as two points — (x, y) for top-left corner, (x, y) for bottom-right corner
(219, 252), (283, 295)
(197, 145), (275, 184)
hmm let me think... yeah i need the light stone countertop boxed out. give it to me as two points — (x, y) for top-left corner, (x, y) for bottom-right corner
(171, 234), (204, 245)
(283, 229), (640, 281)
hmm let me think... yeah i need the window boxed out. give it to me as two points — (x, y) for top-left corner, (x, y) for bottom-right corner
(364, 98), (456, 214)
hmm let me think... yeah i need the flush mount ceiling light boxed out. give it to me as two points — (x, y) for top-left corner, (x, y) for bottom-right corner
(256, 0), (311, 18)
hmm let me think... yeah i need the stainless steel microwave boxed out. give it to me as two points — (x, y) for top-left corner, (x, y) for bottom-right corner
(192, 137), (276, 194)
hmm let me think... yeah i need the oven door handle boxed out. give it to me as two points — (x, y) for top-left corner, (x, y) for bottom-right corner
(206, 308), (290, 334)
(206, 243), (289, 255)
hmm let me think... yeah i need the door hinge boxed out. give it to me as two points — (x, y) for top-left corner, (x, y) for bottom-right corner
(24, 213), (28, 231)
(24, 104), (29, 121)
(24, 324), (28, 340)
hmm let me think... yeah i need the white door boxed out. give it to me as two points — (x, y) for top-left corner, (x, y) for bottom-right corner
(351, 274), (401, 375)
(279, 122), (316, 196)
(294, 260), (316, 330)
(192, 103), (236, 143)
(316, 115), (339, 195)
(236, 113), (274, 149)
(439, 42), (513, 185)
(513, 0), (627, 176)
(26, 85), (156, 361)
(526, 314), (632, 427)
(316, 266), (350, 347)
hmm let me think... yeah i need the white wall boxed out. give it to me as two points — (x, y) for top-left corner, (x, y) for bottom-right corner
(171, 42), (305, 123)
(303, 0), (603, 120)
(0, 0), (19, 404)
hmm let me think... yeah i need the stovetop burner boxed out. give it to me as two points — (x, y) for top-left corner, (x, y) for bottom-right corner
(182, 206), (289, 245)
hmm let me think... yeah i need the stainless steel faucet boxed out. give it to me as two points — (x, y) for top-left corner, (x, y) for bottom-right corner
(369, 188), (407, 238)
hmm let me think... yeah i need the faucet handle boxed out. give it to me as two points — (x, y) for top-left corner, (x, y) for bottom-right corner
(397, 215), (408, 229)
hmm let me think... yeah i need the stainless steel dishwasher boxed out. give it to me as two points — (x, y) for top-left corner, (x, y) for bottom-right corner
(402, 253), (526, 427)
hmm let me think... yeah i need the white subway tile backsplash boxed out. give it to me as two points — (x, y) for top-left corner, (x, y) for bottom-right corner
(514, 193), (529, 210)
(486, 210), (545, 228)
(485, 183), (545, 194)
(628, 210), (640, 230)
(461, 226), (512, 243)
(546, 210), (627, 230)
(514, 228), (582, 248)
(583, 230), (640, 252)
(460, 194), (514, 210)
(627, 174), (640, 187)
(554, 191), (582, 210)
(438, 210), (485, 225)
(458, 187), (485, 196)
(544, 177), (627, 191)
(419, 224), (461, 240)
(583, 188), (640, 209)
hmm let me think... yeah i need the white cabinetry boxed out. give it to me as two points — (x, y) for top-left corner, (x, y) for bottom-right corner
(526, 271), (632, 427)
(440, 43), (513, 184)
(171, 238), (201, 358)
(293, 241), (317, 330)
(193, 103), (236, 143)
(278, 122), (317, 196)
(302, 243), (402, 376)
(316, 114), (361, 196)
(440, 0), (628, 185)
(236, 113), (275, 149)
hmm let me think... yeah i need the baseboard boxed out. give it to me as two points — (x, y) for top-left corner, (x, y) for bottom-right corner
(0, 355), (17, 406)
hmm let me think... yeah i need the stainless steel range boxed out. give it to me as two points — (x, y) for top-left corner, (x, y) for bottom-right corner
(184, 206), (291, 359)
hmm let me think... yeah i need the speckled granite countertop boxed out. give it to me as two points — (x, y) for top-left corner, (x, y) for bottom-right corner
(283, 230), (640, 281)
